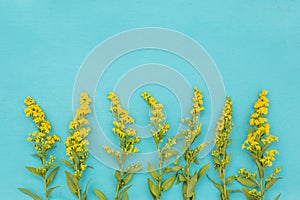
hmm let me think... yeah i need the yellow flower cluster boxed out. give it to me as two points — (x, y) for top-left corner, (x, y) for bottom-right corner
(181, 87), (204, 148)
(265, 166), (281, 183)
(260, 150), (279, 167)
(65, 93), (91, 178)
(106, 92), (140, 154)
(242, 90), (278, 167)
(24, 96), (60, 156)
(141, 92), (170, 144)
(248, 189), (262, 198)
(238, 168), (256, 179)
(212, 96), (233, 161)
(190, 87), (204, 115)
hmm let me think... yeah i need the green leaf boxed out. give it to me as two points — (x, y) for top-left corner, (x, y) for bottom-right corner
(32, 154), (42, 161)
(81, 179), (91, 200)
(206, 174), (223, 193)
(274, 193), (281, 200)
(227, 189), (241, 195)
(242, 188), (258, 200)
(197, 163), (210, 180)
(164, 165), (182, 173)
(94, 189), (108, 200)
(225, 176), (236, 185)
(123, 192), (129, 200)
(65, 171), (79, 196)
(46, 186), (60, 198)
(163, 149), (178, 156)
(265, 177), (282, 192)
(123, 173), (133, 185)
(148, 178), (160, 197)
(62, 159), (74, 170)
(236, 177), (258, 187)
(47, 163), (59, 171)
(18, 188), (42, 200)
(177, 174), (186, 184)
(46, 167), (59, 187)
(148, 163), (159, 181)
(119, 185), (132, 198)
(162, 175), (176, 191)
(26, 166), (43, 177)
(114, 170), (121, 181)
(187, 173), (198, 197)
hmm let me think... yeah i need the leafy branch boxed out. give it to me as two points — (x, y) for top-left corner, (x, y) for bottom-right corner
(19, 96), (60, 200)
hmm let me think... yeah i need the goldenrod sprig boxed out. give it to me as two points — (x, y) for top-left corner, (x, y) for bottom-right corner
(175, 87), (210, 200)
(207, 96), (240, 200)
(19, 96), (60, 200)
(141, 92), (178, 200)
(63, 93), (92, 200)
(95, 92), (141, 200)
(237, 90), (281, 200)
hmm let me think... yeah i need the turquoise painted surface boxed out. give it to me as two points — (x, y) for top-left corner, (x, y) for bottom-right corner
(0, 1), (299, 199)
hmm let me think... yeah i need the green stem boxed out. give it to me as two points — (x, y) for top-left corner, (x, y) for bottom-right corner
(259, 178), (264, 200)
(42, 157), (48, 200)
(222, 170), (227, 200)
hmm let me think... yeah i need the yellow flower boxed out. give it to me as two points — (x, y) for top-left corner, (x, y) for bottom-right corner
(106, 92), (140, 155)
(212, 96), (233, 170)
(65, 93), (91, 178)
(239, 90), (281, 200)
(24, 96), (60, 155)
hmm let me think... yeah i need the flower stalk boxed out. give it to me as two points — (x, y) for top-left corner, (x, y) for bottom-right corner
(94, 92), (141, 200)
(238, 90), (281, 200)
(207, 96), (240, 200)
(63, 93), (92, 200)
(176, 87), (210, 200)
(141, 92), (178, 200)
(19, 96), (60, 200)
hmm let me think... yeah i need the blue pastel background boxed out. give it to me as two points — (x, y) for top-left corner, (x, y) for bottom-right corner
(1, 1), (299, 199)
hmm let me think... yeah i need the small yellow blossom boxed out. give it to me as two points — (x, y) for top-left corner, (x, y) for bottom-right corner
(65, 93), (91, 179)
(239, 90), (281, 200)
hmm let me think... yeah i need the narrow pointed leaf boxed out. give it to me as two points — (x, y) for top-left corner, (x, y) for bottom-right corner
(114, 170), (121, 181)
(162, 175), (176, 191)
(164, 165), (182, 173)
(119, 185), (132, 198)
(236, 177), (258, 187)
(46, 186), (60, 198)
(123, 192), (129, 200)
(206, 174), (223, 193)
(46, 167), (59, 186)
(148, 163), (159, 181)
(148, 178), (160, 197)
(47, 163), (59, 171)
(197, 163), (210, 180)
(62, 159), (74, 170)
(265, 177), (282, 192)
(274, 193), (281, 200)
(81, 179), (91, 200)
(225, 176), (236, 185)
(18, 188), (41, 200)
(65, 171), (79, 196)
(123, 173), (133, 185)
(94, 189), (108, 200)
(25, 166), (43, 177)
